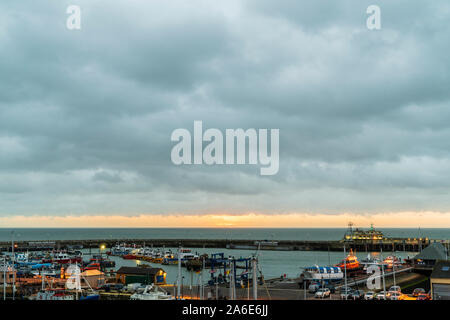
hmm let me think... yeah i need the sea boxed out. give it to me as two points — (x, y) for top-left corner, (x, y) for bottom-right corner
(1, 228), (449, 283)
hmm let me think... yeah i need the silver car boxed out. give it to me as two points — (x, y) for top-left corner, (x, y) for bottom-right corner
(376, 290), (388, 300)
(389, 292), (401, 300)
(315, 288), (331, 299)
(364, 291), (375, 300)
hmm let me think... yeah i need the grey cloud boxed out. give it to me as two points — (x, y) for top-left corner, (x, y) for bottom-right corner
(0, 1), (450, 215)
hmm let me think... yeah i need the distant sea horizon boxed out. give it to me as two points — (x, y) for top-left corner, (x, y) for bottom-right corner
(0, 227), (449, 242)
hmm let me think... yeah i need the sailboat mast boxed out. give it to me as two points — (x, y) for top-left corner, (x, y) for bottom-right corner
(3, 256), (6, 300)
(11, 231), (15, 301)
(380, 244), (386, 298)
(177, 247), (181, 299)
(343, 244), (347, 299)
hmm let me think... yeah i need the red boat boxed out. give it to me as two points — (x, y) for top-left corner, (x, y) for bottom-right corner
(42, 252), (82, 265)
(84, 262), (101, 271)
(335, 249), (362, 272)
(122, 254), (138, 260)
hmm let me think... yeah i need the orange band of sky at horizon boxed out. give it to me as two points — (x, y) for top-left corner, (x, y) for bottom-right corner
(1, 212), (450, 228)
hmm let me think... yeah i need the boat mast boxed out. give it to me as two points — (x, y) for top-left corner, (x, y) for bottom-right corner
(3, 255), (6, 300)
(231, 259), (236, 300)
(380, 243), (386, 299)
(343, 244), (347, 299)
(177, 246), (181, 299)
(199, 257), (205, 300)
(228, 259), (233, 300)
(11, 231), (15, 301)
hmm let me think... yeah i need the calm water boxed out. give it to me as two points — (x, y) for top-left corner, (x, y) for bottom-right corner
(1, 228), (449, 242)
(82, 247), (418, 283)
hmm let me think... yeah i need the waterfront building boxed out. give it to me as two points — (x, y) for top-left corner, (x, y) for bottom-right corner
(0, 265), (16, 284)
(413, 242), (448, 271)
(81, 269), (106, 289)
(116, 267), (167, 285)
(430, 260), (450, 300)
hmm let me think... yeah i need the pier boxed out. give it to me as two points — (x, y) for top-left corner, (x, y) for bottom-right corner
(0, 237), (437, 252)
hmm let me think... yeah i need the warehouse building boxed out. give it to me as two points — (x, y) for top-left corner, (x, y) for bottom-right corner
(116, 266), (166, 285)
(430, 260), (450, 300)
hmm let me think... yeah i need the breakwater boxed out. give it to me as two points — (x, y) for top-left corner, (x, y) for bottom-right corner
(0, 237), (437, 252)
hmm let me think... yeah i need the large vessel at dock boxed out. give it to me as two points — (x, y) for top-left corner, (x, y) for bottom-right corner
(343, 223), (384, 242)
(335, 249), (362, 272)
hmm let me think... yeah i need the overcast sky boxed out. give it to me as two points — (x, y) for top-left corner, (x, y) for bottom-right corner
(1, 1), (450, 222)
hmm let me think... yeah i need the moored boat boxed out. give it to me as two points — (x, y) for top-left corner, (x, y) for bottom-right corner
(335, 249), (362, 272)
(130, 284), (174, 300)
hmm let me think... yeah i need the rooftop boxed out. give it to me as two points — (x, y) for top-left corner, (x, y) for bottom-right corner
(414, 242), (447, 261)
(431, 260), (450, 279)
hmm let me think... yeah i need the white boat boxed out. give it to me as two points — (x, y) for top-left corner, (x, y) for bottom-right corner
(35, 289), (75, 300)
(130, 284), (174, 300)
(383, 256), (402, 268)
(302, 265), (343, 281)
(110, 243), (134, 256)
(361, 253), (383, 270)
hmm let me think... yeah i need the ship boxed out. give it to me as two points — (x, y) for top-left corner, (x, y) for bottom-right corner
(343, 223), (384, 241)
(335, 249), (362, 272)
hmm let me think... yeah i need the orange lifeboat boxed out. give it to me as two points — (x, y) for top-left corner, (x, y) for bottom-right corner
(335, 249), (362, 271)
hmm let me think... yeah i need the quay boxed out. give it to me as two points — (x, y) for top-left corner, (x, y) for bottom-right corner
(0, 237), (438, 252)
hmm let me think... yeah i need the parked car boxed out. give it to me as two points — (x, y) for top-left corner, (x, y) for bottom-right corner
(308, 283), (320, 293)
(350, 290), (364, 300)
(315, 288), (331, 299)
(340, 288), (353, 300)
(376, 290), (389, 300)
(412, 288), (425, 297)
(417, 292), (431, 300)
(324, 284), (336, 294)
(389, 292), (401, 300)
(364, 291), (375, 300)
(388, 286), (401, 294)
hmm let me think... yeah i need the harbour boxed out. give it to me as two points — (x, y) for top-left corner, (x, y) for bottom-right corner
(1, 226), (449, 301)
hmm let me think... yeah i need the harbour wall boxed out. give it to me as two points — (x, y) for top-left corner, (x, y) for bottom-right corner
(0, 238), (438, 252)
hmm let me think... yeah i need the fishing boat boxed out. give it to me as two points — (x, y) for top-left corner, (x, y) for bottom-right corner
(83, 262), (101, 271)
(88, 255), (115, 269)
(130, 284), (174, 300)
(42, 252), (82, 265)
(162, 248), (199, 265)
(32, 275), (75, 300)
(383, 255), (403, 268)
(108, 243), (134, 256)
(122, 253), (139, 260)
(79, 293), (100, 301)
(30, 263), (61, 277)
(360, 253), (383, 270)
(35, 288), (75, 301)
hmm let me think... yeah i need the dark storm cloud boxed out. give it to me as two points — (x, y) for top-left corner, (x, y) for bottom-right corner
(0, 0), (450, 215)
